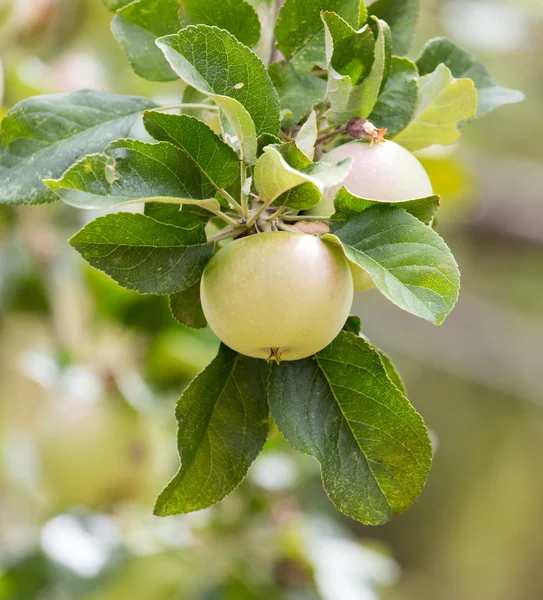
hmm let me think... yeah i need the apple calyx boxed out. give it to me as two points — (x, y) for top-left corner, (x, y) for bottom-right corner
(347, 118), (387, 145)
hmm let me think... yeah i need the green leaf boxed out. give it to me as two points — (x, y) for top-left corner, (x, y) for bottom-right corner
(367, 0), (419, 56)
(143, 111), (240, 190)
(393, 64), (477, 151)
(324, 14), (390, 123)
(69, 213), (215, 295)
(343, 315), (362, 335)
(156, 25), (280, 164)
(180, 0), (261, 48)
(44, 139), (224, 213)
(369, 57), (419, 136)
(268, 61), (327, 127)
(144, 201), (210, 231)
(296, 110), (318, 161)
(169, 282), (207, 329)
(268, 331), (432, 525)
(416, 37), (524, 119)
(376, 347), (407, 395)
(111, 0), (181, 82)
(325, 204), (460, 325)
(0, 90), (155, 205)
(332, 186), (439, 224)
(275, 0), (365, 75)
(255, 145), (320, 203)
(255, 143), (352, 209)
(154, 344), (269, 516)
(102, 0), (132, 11)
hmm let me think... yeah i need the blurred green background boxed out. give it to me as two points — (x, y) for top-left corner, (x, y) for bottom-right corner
(0, 1), (542, 599)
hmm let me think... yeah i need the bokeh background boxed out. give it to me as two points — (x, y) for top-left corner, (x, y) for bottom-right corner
(0, 1), (542, 599)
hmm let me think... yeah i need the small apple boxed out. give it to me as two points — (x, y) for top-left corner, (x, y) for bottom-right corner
(200, 232), (353, 361)
(39, 402), (155, 508)
(310, 140), (434, 218)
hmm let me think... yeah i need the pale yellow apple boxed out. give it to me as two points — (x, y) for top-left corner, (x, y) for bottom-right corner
(200, 232), (354, 361)
(310, 140), (434, 218)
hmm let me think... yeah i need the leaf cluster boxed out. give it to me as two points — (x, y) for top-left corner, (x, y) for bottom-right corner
(0, 0), (524, 524)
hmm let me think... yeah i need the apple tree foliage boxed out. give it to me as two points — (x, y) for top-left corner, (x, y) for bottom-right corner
(0, 0), (523, 525)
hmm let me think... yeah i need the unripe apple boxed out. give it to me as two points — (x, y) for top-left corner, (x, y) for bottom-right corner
(200, 232), (354, 361)
(310, 140), (433, 293)
(39, 402), (155, 508)
(310, 140), (434, 218)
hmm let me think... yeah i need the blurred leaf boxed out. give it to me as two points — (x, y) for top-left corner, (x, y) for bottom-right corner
(102, 0), (133, 10)
(156, 26), (280, 164)
(332, 186), (439, 224)
(269, 331), (432, 525)
(154, 344), (269, 515)
(45, 139), (225, 212)
(393, 64), (477, 151)
(180, 0), (261, 48)
(268, 62), (327, 127)
(69, 213), (214, 294)
(416, 37), (525, 119)
(169, 282), (207, 329)
(324, 15), (390, 123)
(369, 57), (419, 136)
(0, 91), (155, 205)
(111, 0), (181, 82)
(275, 0), (365, 75)
(325, 204), (459, 325)
(367, 0), (419, 56)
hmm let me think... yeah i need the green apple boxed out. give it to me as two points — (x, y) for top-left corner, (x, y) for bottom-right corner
(310, 140), (434, 292)
(200, 232), (354, 361)
(39, 402), (155, 508)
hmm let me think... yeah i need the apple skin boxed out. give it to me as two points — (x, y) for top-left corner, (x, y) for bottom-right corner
(309, 140), (433, 293)
(309, 140), (434, 218)
(200, 232), (354, 361)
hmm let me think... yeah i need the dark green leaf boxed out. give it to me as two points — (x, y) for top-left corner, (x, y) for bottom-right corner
(369, 57), (419, 136)
(0, 91), (155, 205)
(367, 0), (419, 56)
(143, 111), (240, 190)
(154, 344), (269, 515)
(268, 331), (432, 525)
(45, 139), (224, 213)
(169, 282), (207, 329)
(69, 213), (215, 295)
(326, 205), (459, 325)
(416, 37), (524, 119)
(111, 0), (181, 82)
(343, 315), (362, 335)
(393, 64), (477, 151)
(180, 0), (261, 48)
(275, 0), (365, 75)
(332, 186), (439, 224)
(156, 26), (280, 163)
(268, 61), (327, 127)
